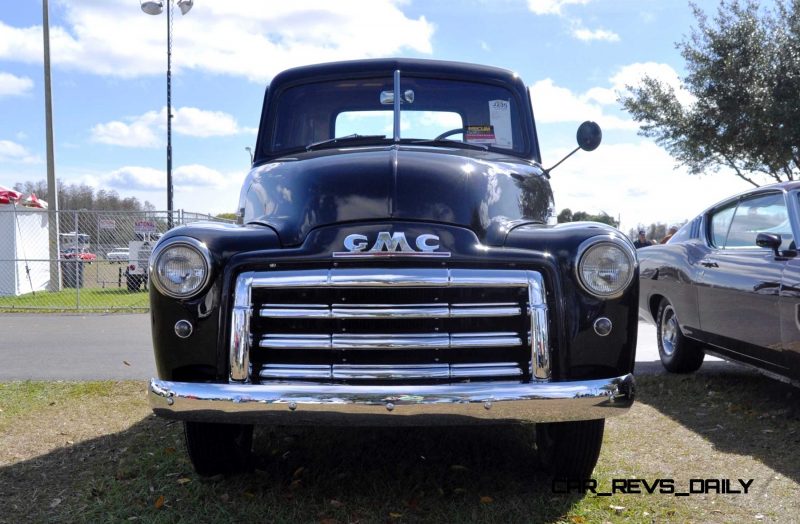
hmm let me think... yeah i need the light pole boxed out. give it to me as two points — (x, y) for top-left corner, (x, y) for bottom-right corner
(43, 0), (61, 291)
(140, 0), (193, 229)
(245, 146), (253, 164)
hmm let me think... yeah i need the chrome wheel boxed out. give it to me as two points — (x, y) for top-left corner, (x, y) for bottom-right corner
(660, 305), (678, 357)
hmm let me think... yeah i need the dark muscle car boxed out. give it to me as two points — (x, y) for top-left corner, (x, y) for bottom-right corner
(639, 182), (800, 385)
(147, 58), (637, 478)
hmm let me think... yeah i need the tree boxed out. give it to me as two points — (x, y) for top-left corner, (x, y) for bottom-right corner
(619, 0), (800, 187)
(13, 179), (153, 211)
(557, 208), (619, 227)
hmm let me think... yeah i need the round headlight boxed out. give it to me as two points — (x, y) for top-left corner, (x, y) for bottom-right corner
(150, 238), (211, 298)
(576, 239), (635, 298)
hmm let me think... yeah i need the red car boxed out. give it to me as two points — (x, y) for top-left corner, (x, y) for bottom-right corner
(61, 248), (97, 262)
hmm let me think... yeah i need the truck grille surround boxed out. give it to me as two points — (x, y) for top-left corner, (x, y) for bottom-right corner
(230, 268), (550, 384)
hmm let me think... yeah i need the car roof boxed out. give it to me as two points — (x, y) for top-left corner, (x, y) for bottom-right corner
(702, 181), (800, 214)
(269, 58), (522, 87)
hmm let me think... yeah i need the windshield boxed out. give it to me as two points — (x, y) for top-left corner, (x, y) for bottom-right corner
(269, 75), (527, 155)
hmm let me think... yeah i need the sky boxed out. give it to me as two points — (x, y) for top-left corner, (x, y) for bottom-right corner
(0, 0), (762, 233)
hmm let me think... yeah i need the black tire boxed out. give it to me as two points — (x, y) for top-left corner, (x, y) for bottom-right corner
(536, 419), (605, 479)
(184, 421), (254, 476)
(656, 298), (704, 373)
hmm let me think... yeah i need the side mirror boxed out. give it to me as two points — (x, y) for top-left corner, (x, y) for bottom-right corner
(756, 232), (781, 256)
(543, 121), (603, 177)
(576, 121), (602, 151)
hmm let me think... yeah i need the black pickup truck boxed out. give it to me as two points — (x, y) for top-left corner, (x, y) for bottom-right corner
(148, 58), (637, 479)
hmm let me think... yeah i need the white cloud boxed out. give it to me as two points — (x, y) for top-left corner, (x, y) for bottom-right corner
(527, 0), (590, 16)
(530, 78), (638, 130)
(172, 107), (239, 137)
(106, 166), (165, 190)
(0, 1), (434, 83)
(173, 164), (230, 189)
(0, 139), (39, 163)
(547, 141), (753, 233)
(106, 164), (234, 192)
(91, 106), (249, 147)
(571, 26), (619, 42)
(0, 72), (33, 97)
(91, 113), (161, 148)
(610, 62), (695, 106)
(529, 61), (695, 129)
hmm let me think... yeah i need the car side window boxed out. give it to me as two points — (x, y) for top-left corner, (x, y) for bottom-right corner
(709, 203), (737, 248)
(726, 192), (791, 249)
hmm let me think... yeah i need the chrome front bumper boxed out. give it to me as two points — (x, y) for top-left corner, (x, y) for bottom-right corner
(149, 374), (635, 426)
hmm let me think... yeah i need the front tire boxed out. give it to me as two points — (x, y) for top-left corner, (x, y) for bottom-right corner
(536, 419), (605, 479)
(184, 422), (254, 476)
(656, 298), (704, 373)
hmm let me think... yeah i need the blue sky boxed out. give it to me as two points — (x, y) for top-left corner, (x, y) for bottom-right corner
(0, 0), (756, 232)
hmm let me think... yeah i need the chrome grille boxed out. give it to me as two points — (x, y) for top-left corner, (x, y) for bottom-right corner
(229, 268), (549, 384)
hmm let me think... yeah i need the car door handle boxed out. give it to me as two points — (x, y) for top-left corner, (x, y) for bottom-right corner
(700, 260), (719, 268)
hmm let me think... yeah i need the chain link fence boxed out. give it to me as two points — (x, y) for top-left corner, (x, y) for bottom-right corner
(0, 208), (233, 312)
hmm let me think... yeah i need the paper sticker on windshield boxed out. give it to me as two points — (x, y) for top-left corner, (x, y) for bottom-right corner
(489, 100), (513, 148)
(465, 125), (496, 144)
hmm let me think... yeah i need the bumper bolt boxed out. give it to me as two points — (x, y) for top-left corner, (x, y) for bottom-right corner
(386, 402), (395, 412)
(484, 401), (492, 410)
(288, 402), (297, 411)
(166, 396), (174, 406)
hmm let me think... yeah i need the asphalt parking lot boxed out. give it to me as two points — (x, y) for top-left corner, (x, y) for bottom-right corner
(0, 315), (724, 380)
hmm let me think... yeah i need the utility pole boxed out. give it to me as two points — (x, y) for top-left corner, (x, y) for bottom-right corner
(43, 0), (60, 291)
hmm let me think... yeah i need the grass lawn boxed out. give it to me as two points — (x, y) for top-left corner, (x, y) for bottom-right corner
(1, 373), (798, 523)
(0, 287), (148, 311)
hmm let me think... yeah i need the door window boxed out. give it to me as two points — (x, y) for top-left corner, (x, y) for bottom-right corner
(725, 193), (791, 249)
(710, 203), (736, 247)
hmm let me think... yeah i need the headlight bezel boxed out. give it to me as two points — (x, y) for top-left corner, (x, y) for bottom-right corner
(149, 236), (213, 299)
(575, 235), (637, 299)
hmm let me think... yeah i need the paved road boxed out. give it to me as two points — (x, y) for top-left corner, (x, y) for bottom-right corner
(0, 314), (727, 380)
(0, 313), (154, 380)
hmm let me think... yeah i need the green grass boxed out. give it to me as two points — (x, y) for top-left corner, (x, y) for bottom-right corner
(0, 287), (148, 311)
(1, 373), (798, 523)
(0, 381), (117, 430)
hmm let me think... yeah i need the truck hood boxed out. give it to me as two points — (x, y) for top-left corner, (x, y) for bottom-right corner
(239, 145), (553, 246)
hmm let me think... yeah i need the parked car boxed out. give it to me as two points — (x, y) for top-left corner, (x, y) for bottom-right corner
(106, 247), (129, 262)
(639, 182), (800, 385)
(147, 58), (638, 478)
(61, 247), (97, 262)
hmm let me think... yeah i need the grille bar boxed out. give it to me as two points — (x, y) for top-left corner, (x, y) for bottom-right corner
(258, 363), (523, 381)
(258, 302), (522, 319)
(259, 332), (523, 350)
(250, 268), (530, 289)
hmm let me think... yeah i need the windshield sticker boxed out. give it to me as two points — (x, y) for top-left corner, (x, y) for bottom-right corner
(489, 99), (513, 148)
(465, 125), (496, 144)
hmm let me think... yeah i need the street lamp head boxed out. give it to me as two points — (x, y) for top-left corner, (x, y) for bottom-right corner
(177, 0), (194, 15)
(140, 0), (164, 15)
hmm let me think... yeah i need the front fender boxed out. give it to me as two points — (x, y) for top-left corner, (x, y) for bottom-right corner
(149, 223), (280, 381)
(505, 222), (639, 379)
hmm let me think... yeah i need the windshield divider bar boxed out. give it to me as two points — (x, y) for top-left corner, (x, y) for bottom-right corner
(393, 69), (401, 142)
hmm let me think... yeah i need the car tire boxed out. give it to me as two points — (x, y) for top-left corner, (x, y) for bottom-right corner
(656, 298), (704, 373)
(184, 421), (254, 476)
(536, 419), (604, 479)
